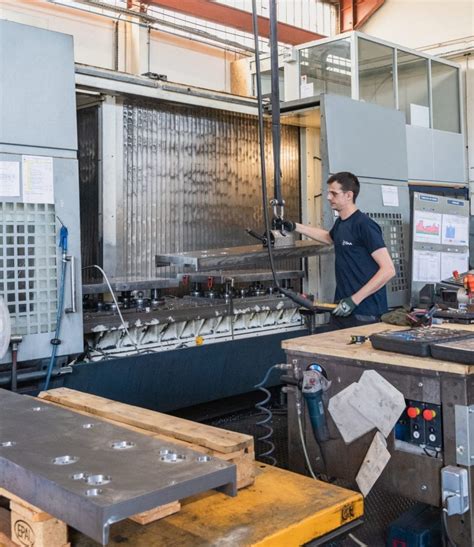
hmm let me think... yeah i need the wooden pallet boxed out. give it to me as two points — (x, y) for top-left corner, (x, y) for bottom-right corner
(0, 488), (69, 547)
(37, 388), (255, 525)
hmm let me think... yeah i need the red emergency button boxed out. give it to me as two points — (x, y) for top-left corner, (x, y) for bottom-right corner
(423, 409), (437, 421)
(407, 407), (420, 419)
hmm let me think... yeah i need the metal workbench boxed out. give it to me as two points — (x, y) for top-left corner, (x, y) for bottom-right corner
(282, 322), (474, 546)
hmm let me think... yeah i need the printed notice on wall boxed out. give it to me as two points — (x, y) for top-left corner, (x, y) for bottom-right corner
(412, 250), (441, 283)
(381, 185), (399, 207)
(0, 161), (20, 197)
(22, 155), (54, 204)
(441, 252), (469, 280)
(441, 214), (469, 246)
(413, 210), (442, 244)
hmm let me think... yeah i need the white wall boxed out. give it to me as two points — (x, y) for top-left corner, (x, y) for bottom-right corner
(0, 0), (237, 92)
(0, 0), (116, 69)
(361, 0), (473, 50)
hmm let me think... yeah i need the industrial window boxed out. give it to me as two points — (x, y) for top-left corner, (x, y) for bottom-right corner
(431, 61), (461, 133)
(299, 38), (352, 98)
(358, 38), (395, 109)
(0, 202), (57, 335)
(397, 51), (430, 128)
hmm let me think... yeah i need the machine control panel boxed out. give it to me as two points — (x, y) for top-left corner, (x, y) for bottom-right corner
(396, 400), (442, 451)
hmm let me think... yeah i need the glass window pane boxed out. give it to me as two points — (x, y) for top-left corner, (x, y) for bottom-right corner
(358, 38), (395, 108)
(252, 69), (285, 100)
(432, 61), (460, 133)
(397, 51), (429, 127)
(299, 38), (351, 98)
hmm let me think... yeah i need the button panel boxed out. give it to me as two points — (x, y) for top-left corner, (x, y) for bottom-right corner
(396, 400), (442, 451)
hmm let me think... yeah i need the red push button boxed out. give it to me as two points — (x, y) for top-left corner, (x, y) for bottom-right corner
(407, 407), (420, 419)
(423, 409), (437, 421)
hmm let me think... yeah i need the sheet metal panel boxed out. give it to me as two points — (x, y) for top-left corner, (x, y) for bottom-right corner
(121, 100), (300, 278)
(0, 20), (77, 151)
(322, 94), (408, 182)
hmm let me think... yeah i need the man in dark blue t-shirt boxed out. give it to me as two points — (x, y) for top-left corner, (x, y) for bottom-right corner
(286, 172), (395, 328)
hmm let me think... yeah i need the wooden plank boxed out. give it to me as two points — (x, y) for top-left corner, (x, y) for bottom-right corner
(38, 388), (253, 453)
(129, 502), (181, 525)
(39, 397), (255, 490)
(282, 322), (474, 375)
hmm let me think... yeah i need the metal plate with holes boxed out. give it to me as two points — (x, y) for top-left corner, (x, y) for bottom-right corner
(0, 389), (236, 545)
(155, 240), (333, 270)
(455, 404), (474, 467)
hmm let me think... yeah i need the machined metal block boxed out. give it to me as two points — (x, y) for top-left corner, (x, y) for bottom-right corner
(155, 240), (332, 270)
(0, 389), (236, 545)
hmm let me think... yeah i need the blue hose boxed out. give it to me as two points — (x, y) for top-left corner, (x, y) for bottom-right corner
(254, 364), (279, 466)
(43, 224), (68, 391)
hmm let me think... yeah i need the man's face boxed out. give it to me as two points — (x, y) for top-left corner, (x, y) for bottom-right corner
(327, 181), (353, 211)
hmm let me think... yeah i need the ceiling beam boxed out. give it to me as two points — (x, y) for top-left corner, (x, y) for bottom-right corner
(339, 0), (385, 32)
(142, 0), (326, 45)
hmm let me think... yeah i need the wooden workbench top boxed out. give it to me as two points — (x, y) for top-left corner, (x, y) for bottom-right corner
(282, 322), (474, 375)
(72, 465), (363, 546)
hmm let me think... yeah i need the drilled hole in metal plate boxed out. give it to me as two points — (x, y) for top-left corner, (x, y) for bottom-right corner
(0, 441), (16, 447)
(85, 474), (111, 486)
(71, 472), (88, 481)
(160, 453), (186, 463)
(82, 423), (95, 429)
(111, 441), (135, 450)
(52, 455), (79, 465)
(197, 455), (212, 463)
(85, 488), (102, 497)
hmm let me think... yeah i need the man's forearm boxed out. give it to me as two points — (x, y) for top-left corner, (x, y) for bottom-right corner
(295, 223), (332, 245)
(352, 266), (395, 306)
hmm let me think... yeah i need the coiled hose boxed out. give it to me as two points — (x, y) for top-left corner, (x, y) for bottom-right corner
(254, 364), (280, 466)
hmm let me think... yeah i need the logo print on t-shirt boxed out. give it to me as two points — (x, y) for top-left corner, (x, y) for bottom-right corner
(342, 240), (353, 246)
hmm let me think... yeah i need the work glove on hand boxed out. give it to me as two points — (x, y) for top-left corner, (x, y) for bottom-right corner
(332, 296), (357, 317)
(272, 218), (296, 233)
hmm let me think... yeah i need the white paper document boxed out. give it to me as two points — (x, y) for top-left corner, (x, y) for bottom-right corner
(413, 210), (442, 244)
(381, 185), (399, 207)
(441, 252), (469, 280)
(442, 214), (469, 246)
(22, 155), (54, 204)
(0, 161), (20, 197)
(300, 82), (314, 98)
(412, 250), (441, 282)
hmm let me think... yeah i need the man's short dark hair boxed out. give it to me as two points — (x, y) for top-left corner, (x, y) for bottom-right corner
(327, 172), (360, 202)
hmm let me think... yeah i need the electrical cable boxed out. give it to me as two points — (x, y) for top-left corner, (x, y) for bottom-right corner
(251, 0), (315, 313)
(82, 265), (140, 354)
(254, 365), (279, 466)
(296, 398), (318, 480)
(442, 499), (459, 547)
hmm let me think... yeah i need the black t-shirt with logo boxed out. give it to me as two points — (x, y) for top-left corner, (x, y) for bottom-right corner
(329, 210), (388, 317)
